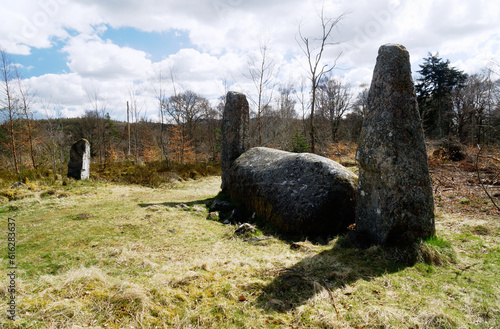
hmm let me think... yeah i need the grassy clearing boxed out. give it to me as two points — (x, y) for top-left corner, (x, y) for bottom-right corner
(1, 176), (499, 328)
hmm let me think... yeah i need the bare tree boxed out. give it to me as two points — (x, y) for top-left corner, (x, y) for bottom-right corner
(0, 48), (19, 174)
(274, 83), (297, 149)
(317, 76), (352, 142)
(166, 90), (207, 140)
(295, 75), (310, 136)
(244, 38), (277, 146)
(343, 86), (368, 141)
(151, 68), (169, 162)
(353, 85), (369, 117)
(480, 69), (499, 145)
(297, 8), (344, 153)
(15, 67), (37, 169)
(127, 101), (131, 156)
(85, 82), (108, 164)
(39, 101), (67, 174)
(452, 73), (500, 145)
(128, 85), (142, 164)
(198, 100), (221, 161)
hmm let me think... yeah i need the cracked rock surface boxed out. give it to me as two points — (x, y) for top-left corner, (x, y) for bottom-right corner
(355, 44), (435, 246)
(228, 147), (357, 236)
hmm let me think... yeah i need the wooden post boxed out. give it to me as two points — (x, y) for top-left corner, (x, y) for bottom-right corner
(127, 101), (131, 156)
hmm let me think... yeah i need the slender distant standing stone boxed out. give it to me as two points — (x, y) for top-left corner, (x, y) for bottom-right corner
(68, 139), (91, 180)
(355, 44), (435, 246)
(221, 91), (249, 191)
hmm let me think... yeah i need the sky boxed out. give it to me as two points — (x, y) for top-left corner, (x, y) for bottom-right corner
(1, 0), (499, 122)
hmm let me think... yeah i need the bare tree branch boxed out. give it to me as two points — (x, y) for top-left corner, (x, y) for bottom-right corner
(296, 8), (345, 153)
(15, 66), (37, 169)
(244, 37), (278, 146)
(1, 47), (20, 174)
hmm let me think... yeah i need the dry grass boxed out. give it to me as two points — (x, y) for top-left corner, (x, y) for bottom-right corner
(428, 144), (500, 216)
(0, 171), (499, 328)
(325, 141), (358, 168)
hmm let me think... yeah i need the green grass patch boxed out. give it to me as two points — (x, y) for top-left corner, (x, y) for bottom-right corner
(0, 177), (499, 328)
(425, 235), (452, 248)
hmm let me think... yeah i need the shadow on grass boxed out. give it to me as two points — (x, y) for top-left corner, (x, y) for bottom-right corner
(256, 237), (408, 312)
(138, 198), (214, 209)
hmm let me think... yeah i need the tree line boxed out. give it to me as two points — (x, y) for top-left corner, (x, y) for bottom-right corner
(1, 45), (500, 176)
(416, 53), (500, 145)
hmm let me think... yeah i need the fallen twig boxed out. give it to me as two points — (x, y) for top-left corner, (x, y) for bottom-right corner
(459, 263), (480, 271)
(321, 279), (340, 321)
(276, 269), (341, 320)
(478, 154), (500, 164)
(242, 236), (273, 242)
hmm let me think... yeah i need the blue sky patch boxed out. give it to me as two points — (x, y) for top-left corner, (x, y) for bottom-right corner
(11, 27), (193, 79)
(12, 40), (68, 78)
(101, 26), (192, 62)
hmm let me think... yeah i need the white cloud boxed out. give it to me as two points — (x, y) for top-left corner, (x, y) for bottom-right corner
(28, 73), (85, 104)
(344, 68), (373, 88)
(1, 0), (499, 121)
(27, 45), (243, 121)
(0, 0), (75, 54)
(151, 48), (248, 103)
(62, 33), (152, 80)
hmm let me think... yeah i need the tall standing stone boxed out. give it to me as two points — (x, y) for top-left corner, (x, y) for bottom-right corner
(68, 139), (91, 180)
(221, 91), (249, 191)
(355, 44), (435, 246)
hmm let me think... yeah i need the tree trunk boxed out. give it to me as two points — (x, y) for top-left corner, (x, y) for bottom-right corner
(310, 86), (316, 153)
(9, 112), (19, 174)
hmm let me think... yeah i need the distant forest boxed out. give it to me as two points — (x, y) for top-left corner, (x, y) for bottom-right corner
(1, 50), (500, 176)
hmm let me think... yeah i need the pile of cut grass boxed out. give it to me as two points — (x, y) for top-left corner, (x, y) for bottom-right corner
(1, 176), (499, 328)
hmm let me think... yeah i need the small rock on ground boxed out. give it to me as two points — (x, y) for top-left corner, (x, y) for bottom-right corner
(210, 200), (232, 212)
(235, 223), (256, 235)
(177, 203), (189, 210)
(208, 212), (219, 220)
(192, 205), (206, 212)
(290, 241), (315, 251)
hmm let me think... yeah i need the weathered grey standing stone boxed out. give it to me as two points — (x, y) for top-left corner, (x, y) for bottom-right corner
(221, 91), (249, 191)
(228, 147), (357, 236)
(67, 139), (90, 180)
(355, 44), (435, 246)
